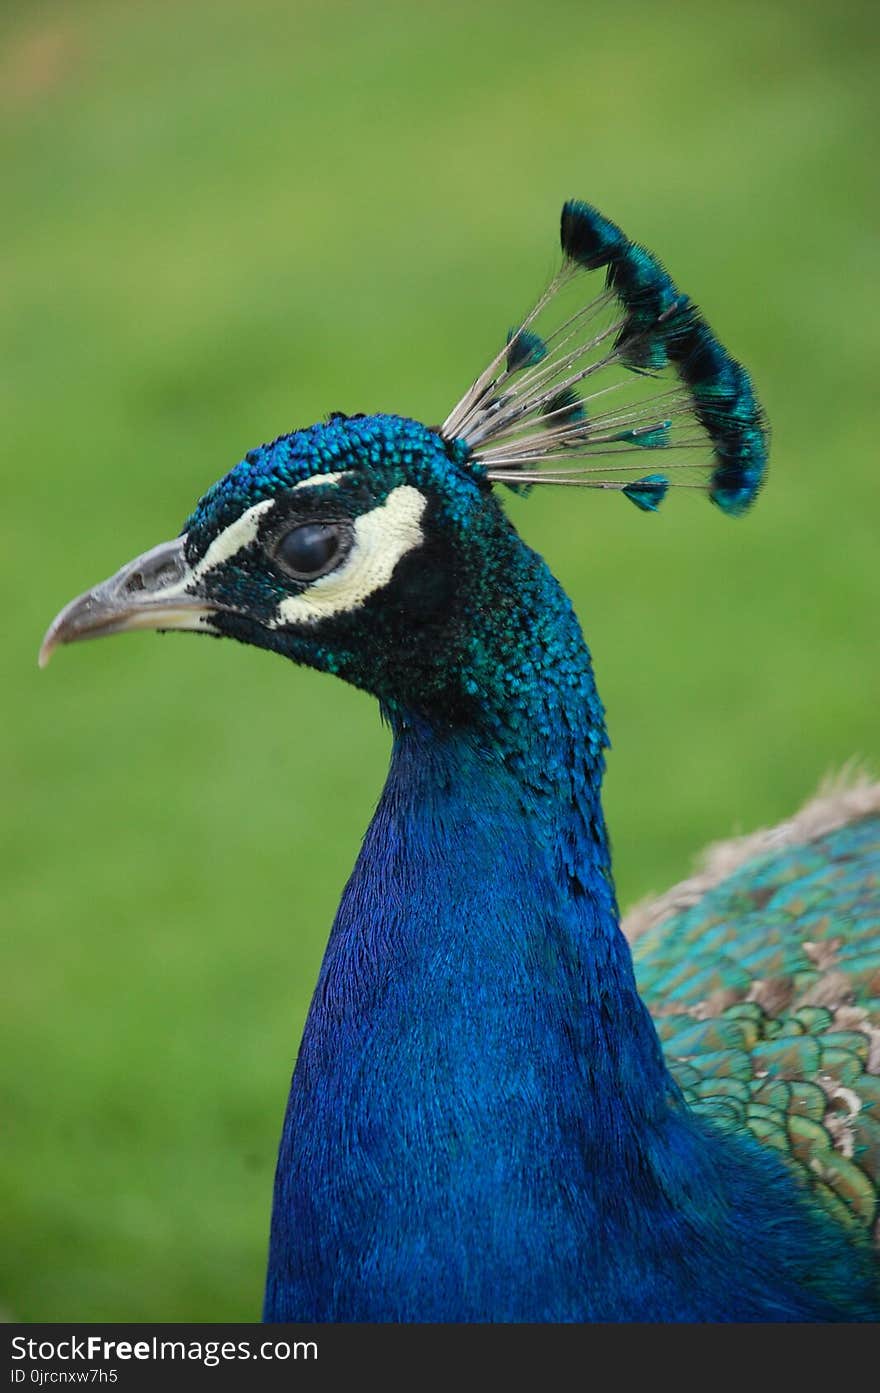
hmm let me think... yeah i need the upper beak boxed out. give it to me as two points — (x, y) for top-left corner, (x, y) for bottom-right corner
(39, 536), (216, 669)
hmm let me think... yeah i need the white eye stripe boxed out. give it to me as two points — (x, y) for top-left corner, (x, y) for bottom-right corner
(137, 497), (276, 602)
(272, 486), (427, 627)
(190, 498), (276, 579)
(292, 470), (351, 490)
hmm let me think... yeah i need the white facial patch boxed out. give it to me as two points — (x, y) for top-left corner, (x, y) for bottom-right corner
(272, 485), (427, 627)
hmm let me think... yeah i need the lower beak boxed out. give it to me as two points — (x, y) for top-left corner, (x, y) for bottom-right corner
(39, 537), (216, 668)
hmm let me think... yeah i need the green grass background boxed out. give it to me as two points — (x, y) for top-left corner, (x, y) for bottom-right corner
(2, 0), (877, 1320)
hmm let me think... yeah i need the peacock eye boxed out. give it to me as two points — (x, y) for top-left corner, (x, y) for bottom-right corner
(272, 521), (351, 581)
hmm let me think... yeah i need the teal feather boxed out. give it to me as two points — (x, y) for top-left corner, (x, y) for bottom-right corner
(622, 475), (669, 511)
(506, 328), (547, 372)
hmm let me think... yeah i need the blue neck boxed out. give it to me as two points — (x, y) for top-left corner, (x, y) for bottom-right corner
(353, 706), (671, 1139)
(264, 565), (676, 1319)
(262, 552), (876, 1322)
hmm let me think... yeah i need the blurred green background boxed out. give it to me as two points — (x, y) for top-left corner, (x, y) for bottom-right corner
(2, 0), (877, 1321)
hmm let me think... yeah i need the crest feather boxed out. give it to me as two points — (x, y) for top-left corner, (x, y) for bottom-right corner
(441, 201), (768, 516)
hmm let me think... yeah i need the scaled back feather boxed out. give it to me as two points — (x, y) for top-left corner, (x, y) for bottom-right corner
(627, 776), (880, 1241)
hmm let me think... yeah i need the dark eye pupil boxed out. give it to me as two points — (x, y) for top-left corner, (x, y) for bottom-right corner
(275, 523), (344, 579)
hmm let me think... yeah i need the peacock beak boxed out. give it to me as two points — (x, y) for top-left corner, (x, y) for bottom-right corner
(39, 537), (216, 668)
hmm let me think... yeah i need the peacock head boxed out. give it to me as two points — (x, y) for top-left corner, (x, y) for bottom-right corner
(40, 413), (525, 723)
(40, 201), (767, 726)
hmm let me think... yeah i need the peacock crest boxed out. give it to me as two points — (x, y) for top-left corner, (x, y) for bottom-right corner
(443, 201), (767, 514)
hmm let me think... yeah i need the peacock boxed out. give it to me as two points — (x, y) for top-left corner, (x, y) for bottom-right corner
(40, 201), (880, 1322)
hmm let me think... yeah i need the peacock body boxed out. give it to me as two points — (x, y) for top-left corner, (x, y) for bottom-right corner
(41, 203), (880, 1321)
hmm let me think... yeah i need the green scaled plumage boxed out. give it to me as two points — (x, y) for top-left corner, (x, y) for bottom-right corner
(627, 784), (880, 1238)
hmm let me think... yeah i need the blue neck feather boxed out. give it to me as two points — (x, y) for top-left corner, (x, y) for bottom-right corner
(263, 543), (877, 1322)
